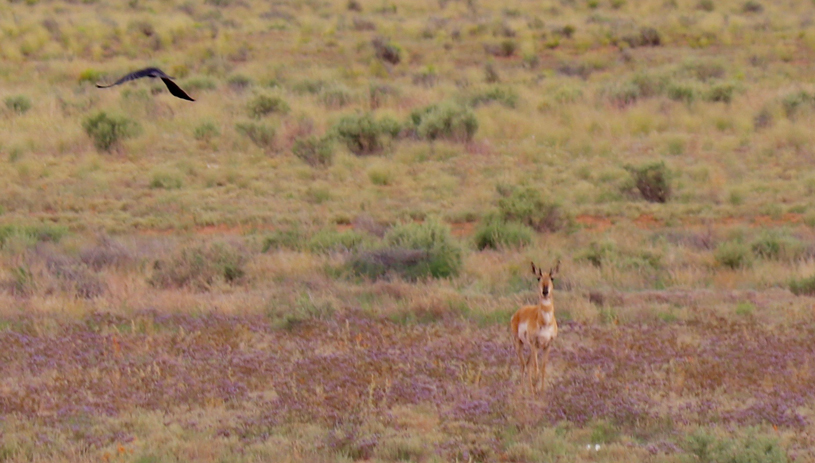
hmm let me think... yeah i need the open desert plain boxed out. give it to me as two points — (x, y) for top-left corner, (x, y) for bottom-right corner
(1, 0), (815, 461)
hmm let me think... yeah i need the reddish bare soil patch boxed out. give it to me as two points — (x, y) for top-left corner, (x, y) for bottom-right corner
(576, 214), (613, 232)
(633, 214), (662, 228)
(450, 222), (476, 237)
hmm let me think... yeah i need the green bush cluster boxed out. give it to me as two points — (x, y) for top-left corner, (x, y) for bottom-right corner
(497, 185), (568, 232)
(4, 95), (32, 114)
(468, 86), (519, 108)
(333, 112), (400, 155)
(347, 219), (463, 280)
(247, 94), (290, 119)
(149, 241), (249, 290)
(82, 112), (141, 152)
(292, 135), (334, 167)
(235, 122), (276, 150)
(625, 162), (671, 203)
(410, 102), (478, 142)
(473, 215), (534, 250)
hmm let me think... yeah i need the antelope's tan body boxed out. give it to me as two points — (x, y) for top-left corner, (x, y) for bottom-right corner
(511, 260), (560, 393)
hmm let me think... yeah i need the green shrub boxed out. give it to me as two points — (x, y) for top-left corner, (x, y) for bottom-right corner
(468, 86), (519, 108)
(780, 91), (814, 119)
(307, 229), (371, 253)
(789, 275), (815, 296)
(750, 231), (785, 260)
(193, 122), (220, 142)
(333, 113), (398, 155)
(0, 224), (69, 248)
(742, 0), (763, 13)
(706, 81), (737, 103)
(149, 171), (183, 189)
(473, 216), (534, 250)
(292, 79), (325, 95)
(181, 77), (218, 92)
(235, 122), (276, 150)
(372, 37), (402, 64)
(319, 85), (355, 108)
(262, 229), (303, 252)
(579, 240), (616, 267)
(497, 186), (568, 232)
(149, 241), (250, 290)
(625, 162), (671, 203)
(484, 62), (500, 83)
(714, 241), (752, 269)
(666, 81), (700, 103)
(348, 219), (463, 280)
(247, 94), (290, 118)
(4, 95), (32, 114)
(78, 69), (103, 84)
(226, 74), (253, 90)
(603, 71), (669, 106)
(82, 112), (141, 152)
(684, 429), (787, 463)
(412, 102), (478, 142)
(292, 135), (334, 167)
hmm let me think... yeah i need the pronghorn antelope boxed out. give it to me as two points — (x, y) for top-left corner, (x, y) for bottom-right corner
(511, 260), (560, 392)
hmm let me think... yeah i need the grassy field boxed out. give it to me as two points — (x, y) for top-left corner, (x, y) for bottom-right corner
(2, 0), (815, 461)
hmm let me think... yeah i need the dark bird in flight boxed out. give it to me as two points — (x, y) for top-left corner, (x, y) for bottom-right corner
(96, 67), (195, 102)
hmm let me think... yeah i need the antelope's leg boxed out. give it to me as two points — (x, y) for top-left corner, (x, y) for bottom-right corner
(539, 345), (551, 392)
(531, 346), (540, 392)
(515, 338), (526, 379)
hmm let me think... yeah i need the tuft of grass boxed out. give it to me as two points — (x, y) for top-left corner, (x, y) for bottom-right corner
(684, 429), (787, 463)
(0, 224), (69, 248)
(307, 229), (371, 253)
(741, 0), (763, 13)
(468, 86), (519, 108)
(714, 241), (752, 269)
(149, 171), (183, 190)
(625, 162), (671, 203)
(193, 122), (220, 143)
(348, 219), (463, 280)
(319, 85), (355, 108)
(472, 215), (534, 250)
(226, 74), (253, 91)
(292, 135), (334, 167)
(333, 113), (399, 155)
(411, 102), (478, 142)
(82, 112), (141, 152)
(750, 230), (804, 262)
(789, 275), (815, 296)
(247, 94), (290, 118)
(77, 68), (103, 84)
(149, 241), (250, 290)
(4, 95), (32, 114)
(262, 229), (303, 252)
(372, 36), (401, 64)
(497, 185), (569, 232)
(235, 121), (276, 150)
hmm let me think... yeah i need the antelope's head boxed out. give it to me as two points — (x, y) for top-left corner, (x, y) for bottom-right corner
(531, 260), (560, 303)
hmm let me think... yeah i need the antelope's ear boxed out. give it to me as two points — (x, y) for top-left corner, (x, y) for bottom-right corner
(550, 259), (561, 277)
(531, 261), (542, 279)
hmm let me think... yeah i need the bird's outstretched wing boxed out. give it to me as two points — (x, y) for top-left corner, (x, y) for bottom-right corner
(95, 67), (168, 88)
(160, 77), (195, 102)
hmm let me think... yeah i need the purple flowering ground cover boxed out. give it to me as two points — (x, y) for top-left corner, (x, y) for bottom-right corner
(1, 308), (813, 462)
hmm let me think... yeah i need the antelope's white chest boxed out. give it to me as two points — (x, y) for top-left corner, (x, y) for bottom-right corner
(516, 312), (556, 347)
